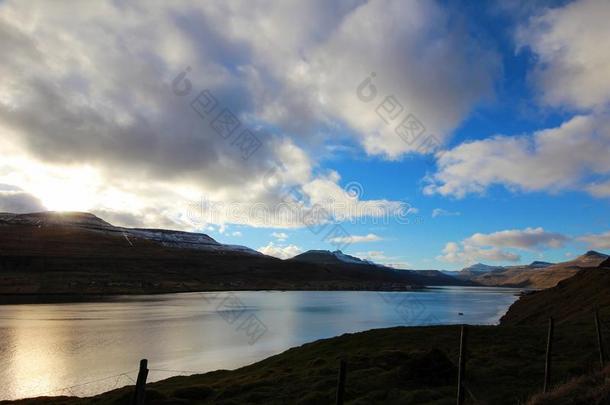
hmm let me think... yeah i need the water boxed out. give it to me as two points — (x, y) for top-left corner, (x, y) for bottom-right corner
(0, 287), (520, 400)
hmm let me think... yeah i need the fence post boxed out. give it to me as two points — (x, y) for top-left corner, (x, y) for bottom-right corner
(543, 318), (554, 393)
(594, 307), (606, 368)
(457, 324), (467, 405)
(131, 359), (148, 405)
(336, 358), (347, 405)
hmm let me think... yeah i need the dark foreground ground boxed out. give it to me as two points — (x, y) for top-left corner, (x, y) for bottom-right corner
(3, 320), (608, 405)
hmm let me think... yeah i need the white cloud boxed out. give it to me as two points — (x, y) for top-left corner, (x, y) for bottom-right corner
(301, 173), (416, 223)
(517, 0), (610, 110)
(355, 250), (411, 269)
(586, 181), (610, 198)
(438, 241), (520, 265)
(271, 232), (288, 241)
(425, 114), (610, 198)
(426, 0), (610, 200)
(257, 242), (302, 260)
(289, 0), (500, 158)
(465, 227), (568, 250)
(328, 233), (382, 244)
(438, 227), (568, 264)
(0, 185), (45, 213)
(431, 208), (460, 218)
(231, 231), (242, 237)
(578, 231), (610, 250)
(1, 0), (461, 229)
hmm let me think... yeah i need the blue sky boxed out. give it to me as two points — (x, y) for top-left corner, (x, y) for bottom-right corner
(1, 0), (610, 269)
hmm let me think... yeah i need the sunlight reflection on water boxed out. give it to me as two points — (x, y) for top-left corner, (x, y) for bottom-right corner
(0, 287), (521, 400)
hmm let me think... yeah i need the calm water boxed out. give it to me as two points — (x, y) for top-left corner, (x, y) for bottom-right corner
(0, 287), (520, 400)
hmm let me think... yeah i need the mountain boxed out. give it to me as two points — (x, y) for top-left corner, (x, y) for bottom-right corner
(501, 258), (610, 325)
(463, 262), (506, 273)
(452, 262), (506, 279)
(0, 212), (429, 300)
(290, 250), (376, 266)
(527, 260), (554, 268)
(457, 252), (608, 289)
(0, 212), (263, 255)
(290, 250), (473, 286)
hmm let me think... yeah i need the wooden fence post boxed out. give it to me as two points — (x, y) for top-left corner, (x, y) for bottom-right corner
(457, 325), (467, 405)
(594, 307), (606, 368)
(131, 359), (149, 405)
(336, 358), (347, 405)
(543, 318), (554, 393)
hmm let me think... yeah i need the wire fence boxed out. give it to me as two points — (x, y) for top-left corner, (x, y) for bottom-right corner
(19, 366), (204, 400)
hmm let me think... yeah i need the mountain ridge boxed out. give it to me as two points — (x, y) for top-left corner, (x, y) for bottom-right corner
(0, 211), (467, 300)
(459, 251), (608, 289)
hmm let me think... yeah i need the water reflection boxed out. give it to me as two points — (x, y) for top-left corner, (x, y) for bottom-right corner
(0, 287), (520, 400)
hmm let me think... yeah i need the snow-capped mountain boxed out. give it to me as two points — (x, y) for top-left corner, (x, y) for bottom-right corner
(0, 211), (262, 256)
(290, 250), (378, 266)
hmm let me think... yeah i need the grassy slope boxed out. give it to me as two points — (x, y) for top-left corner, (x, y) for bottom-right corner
(501, 264), (610, 325)
(6, 320), (607, 405)
(526, 365), (610, 405)
(471, 266), (579, 289)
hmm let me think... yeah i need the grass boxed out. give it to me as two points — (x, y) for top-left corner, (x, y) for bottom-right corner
(526, 365), (610, 405)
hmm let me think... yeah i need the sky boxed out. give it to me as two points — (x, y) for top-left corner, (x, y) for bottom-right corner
(1, 0), (610, 270)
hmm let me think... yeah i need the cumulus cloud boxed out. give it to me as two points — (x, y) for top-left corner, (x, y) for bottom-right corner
(586, 181), (610, 198)
(438, 241), (520, 264)
(184, 170), (417, 229)
(425, 114), (610, 198)
(0, 0), (495, 227)
(328, 233), (382, 244)
(431, 208), (460, 218)
(438, 227), (568, 264)
(465, 227), (568, 250)
(257, 242), (302, 260)
(578, 231), (610, 250)
(271, 232), (288, 241)
(288, 0), (500, 158)
(427, 0), (610, 200)
(355, 250), (411, 269)
(0, 185), (45, 213)
(517, 0), (610, 110)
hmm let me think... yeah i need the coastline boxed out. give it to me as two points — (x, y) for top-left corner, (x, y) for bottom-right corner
(0, 285), (430, 305)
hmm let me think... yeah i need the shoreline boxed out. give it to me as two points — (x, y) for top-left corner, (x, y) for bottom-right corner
(0, 284), (521, 305)
(0, 286), (430, 305)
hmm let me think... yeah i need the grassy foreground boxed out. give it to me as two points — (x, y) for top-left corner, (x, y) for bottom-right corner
(6, 320), (607, 405)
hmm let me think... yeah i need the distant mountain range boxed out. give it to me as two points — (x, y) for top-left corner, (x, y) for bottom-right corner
(501, 257), (610, 325)
(448, 251), (609, 289)
(0, 211), (606, 299)
(0, 212), (467, 301)
(289, 250), (472, 286)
